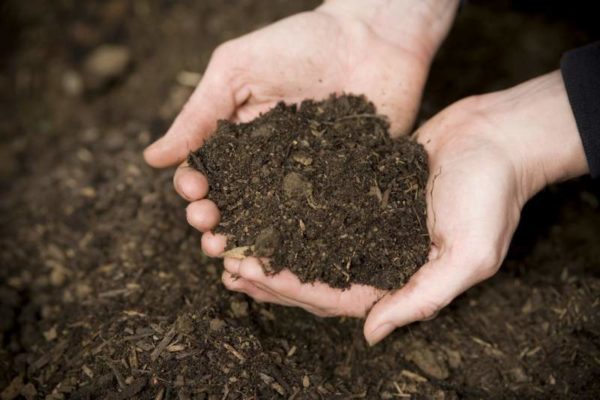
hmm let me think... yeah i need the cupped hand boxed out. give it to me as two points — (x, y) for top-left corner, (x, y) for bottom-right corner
(199, 71), (586, 344)
(220, 256), (385, 318)
(146, 0), (459, 168)
(152, 0), (458, 318)
(176, 228), (384, 318)
(158, 0), (458, 208)
(364, 71), (588, 344)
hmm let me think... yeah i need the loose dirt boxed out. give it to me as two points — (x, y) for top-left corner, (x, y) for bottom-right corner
(189, 95), (429, 289)
(1, 1), (598, 399)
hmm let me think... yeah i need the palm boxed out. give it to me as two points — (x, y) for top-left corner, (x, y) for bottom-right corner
(415, 112), (523, 303)
(226, 10), (427, 132)
(361, 100), (525, 343)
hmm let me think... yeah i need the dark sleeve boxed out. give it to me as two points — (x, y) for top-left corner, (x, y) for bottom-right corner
(560, 41), (600, 178)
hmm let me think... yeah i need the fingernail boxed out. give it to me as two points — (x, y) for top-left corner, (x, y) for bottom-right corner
(366, 323), (395, 346)
(179, 182), (194, 201)
(173, 178), (188, 201)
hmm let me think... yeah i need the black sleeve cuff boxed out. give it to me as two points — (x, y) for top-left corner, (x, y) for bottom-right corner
(560, 42), (600, 178)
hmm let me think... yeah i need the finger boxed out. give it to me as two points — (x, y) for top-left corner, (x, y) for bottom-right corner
(173, 162), (209, 201)
(363, 249), (498, 345)
(250, 279), (332, 317)
(201, 231), (227, 257)
(237, 257), (383, 318)
(221, 270), (245, 290)
(186, 199), (220, 232)
(235, 258), (328, 312)
(223, 258), (325, 313)
(144, 44), (242, 168)
(223, 257), (242, 275)
(221, 271), (292, 305)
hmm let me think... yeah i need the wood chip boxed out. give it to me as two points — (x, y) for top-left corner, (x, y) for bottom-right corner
(43, 325), (58, 341)
(150, 327), (176, 362)
(167, 343), (186, 352)
(368, 185), (382, 202)
(82, 365), (94, 379)
(104, 377), (147, 400)
(107, 361), (126, 389)
(223, 343), (245, 362)
(98, 288), (130, 298)
(401, 369), (428, 383)
(381, 187), (391, 209)
(271, 382), (285, 396)
(20, 383), (37, 400)
(287, 345), (297, 357)
(154, 386), (165, 400)
(129, 347), (139, 370)
(302, 375), (310, 388)
(218, 246), (253, 259)
(1, 376), (23, 400)
(123, 310), (147, 317)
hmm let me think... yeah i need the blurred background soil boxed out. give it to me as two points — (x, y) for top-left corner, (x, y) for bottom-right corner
(1, 1), (599, 399)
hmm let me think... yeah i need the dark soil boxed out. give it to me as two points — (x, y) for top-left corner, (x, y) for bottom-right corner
(189, 95), (429, 289)
(1, 1), (599, 399)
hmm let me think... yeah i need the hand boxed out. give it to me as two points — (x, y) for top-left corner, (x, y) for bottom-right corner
(147, 0), (459, 317)
(145, 0), (459, 167)
(219, 257), (385, 318)
(364, 71), (588, 344)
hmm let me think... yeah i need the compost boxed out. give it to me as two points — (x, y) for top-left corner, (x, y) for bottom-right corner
(1, 1), (598, 399)
(189, 95), (429, 289)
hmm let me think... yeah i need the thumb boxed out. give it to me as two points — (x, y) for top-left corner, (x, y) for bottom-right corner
(363, 248), (497, 345)
(144, 48), (239, 168)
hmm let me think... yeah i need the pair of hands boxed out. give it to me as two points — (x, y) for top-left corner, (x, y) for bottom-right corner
(144, 0), (587, 344)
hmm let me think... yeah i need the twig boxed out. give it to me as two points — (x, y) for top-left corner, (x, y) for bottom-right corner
(106, 361), (126, 389)
(223, 343), (246, 363)
(218, 246), (253, 259)
(150, 327), (176, 362)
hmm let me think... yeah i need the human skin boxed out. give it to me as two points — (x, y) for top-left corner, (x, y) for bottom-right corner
(144, 0), (458, 317)
(179, 71), (588, 345)
(144, 0), (459, 167)
(144, 1), (589, 344)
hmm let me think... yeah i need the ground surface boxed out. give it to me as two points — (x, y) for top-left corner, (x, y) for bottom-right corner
(1, 1), (599, 399)
(191, 95), (428, 289)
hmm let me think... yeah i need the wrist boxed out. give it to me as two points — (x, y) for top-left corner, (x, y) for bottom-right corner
(319, 0), (459, 66)
(478, 71), (588, 199)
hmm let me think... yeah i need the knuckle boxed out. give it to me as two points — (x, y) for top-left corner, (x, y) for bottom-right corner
(415, 298), (444, 321)
(184, 204), (195, 222)
(453, 242), (502, 280)
(221, 272), (233, 287)
(210, 40), (239, 77)
(221, 276), (233, 289)
(208, 40), (247, 91)
(222, 273), (243, 291)
(470, 247), (502, 279)
(212, 40), (235, 60)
